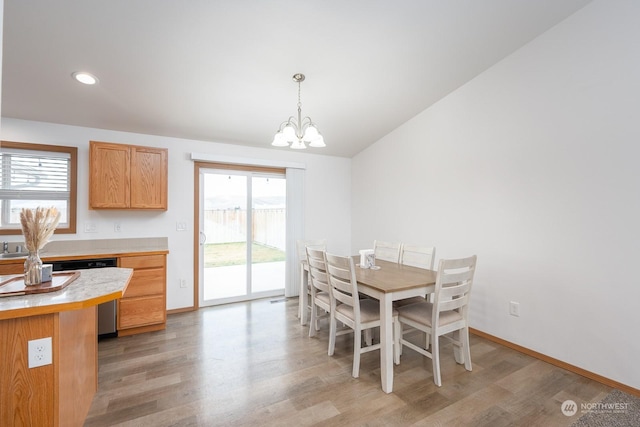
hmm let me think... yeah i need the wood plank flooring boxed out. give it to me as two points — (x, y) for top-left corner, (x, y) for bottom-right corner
(85, 298), (611, 426)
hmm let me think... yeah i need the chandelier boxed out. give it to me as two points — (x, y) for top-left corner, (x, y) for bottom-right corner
(271, 73), (325, 149)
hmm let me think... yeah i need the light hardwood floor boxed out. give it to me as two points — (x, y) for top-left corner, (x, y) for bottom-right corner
(85, 298), (611, 426)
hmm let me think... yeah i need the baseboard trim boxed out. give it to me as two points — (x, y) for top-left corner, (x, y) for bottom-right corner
(167, 306), (196, 315)
(469, 328), (639, 398)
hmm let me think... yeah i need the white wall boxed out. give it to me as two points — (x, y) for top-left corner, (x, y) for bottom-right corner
(0, 118), (351, 310)
(0, 0), (4, 132)
(352, 0), (640, 389)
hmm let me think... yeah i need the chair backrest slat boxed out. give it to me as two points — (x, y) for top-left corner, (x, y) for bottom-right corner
(297, 239), (327, 262)
(400, 244), (435, 269)
(307, 247), (330, 295)
(326, 253), (359, 311)
(432, 255), (477, 326)
(373, 240), (402, 263)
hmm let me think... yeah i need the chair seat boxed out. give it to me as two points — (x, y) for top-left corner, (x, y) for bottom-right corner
(393, 296), (427, 307)
(336, 298), (381, 323)
(397, 301), (463, 327)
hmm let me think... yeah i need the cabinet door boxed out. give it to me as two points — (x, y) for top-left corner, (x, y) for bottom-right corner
(89, 142), (131, 208)
(130, 146), (168, 209)
(118, 295), (165, 329)
(121, 267), (165, 298)
(0, 262), (23, 275)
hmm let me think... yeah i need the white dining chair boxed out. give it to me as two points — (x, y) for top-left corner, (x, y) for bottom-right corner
(373, 240), (402, 263)
(306, 247), (332, 338)
(395, 255), (477, 387)
(394, 245), (436, 307)
(296, 239), (326, 324)
(325, 252), (385, 378)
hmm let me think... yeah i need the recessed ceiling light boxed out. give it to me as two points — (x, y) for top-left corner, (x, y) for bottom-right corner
(72, 71), (99, 85)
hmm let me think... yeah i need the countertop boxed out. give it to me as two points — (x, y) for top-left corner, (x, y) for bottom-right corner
(0, 267), (133, 320)
(0, 237), (169, 264)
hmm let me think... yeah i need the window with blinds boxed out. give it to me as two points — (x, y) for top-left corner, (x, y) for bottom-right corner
(0, 141), (77, 234)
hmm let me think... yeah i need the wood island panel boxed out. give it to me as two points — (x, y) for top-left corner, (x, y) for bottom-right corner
(0, 308), (97, 427)
(0, 268), (131, 427)
(0, 314), (55, 426)
(58, 307), (97, 426)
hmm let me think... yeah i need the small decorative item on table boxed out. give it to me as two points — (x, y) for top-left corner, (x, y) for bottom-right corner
(19, 207), (60, 286)
(359, 249), (376, 268)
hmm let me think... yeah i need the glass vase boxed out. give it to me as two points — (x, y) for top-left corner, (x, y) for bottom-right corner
(24, 250), (43, 286)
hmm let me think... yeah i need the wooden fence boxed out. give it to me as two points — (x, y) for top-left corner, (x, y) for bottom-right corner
(203, 208), (285, 250)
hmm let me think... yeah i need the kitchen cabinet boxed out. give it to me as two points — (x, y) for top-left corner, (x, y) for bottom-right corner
(0, 262), (23, 275)
(89, 141), (168, 210)
(117, 254), (166, 336)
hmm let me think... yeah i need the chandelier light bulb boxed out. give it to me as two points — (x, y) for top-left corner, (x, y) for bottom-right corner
(290, 140), (307, 150)
(282, 125), (297, 142)
(303, 125), (319, 142)
(308, 133), (326, 148)
(271, 131), (289, 147)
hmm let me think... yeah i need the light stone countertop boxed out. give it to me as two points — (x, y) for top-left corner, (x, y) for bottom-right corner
(0, 237), (169, 263)
(0, 267), (133, 320)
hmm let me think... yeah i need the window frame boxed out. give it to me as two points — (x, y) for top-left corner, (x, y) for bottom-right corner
(0, 140), (78, 235)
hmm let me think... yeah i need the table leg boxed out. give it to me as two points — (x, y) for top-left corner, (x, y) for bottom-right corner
(380, 294), (394, 393)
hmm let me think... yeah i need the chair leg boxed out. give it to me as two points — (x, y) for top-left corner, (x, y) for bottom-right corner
(352, 327), (362, 378)
(308, 302), (317, 337)
(328, 314), (337, 356)
(393, 319), (401, 365)
(461, 327), (472, 371)
(432, 334), (442, 387)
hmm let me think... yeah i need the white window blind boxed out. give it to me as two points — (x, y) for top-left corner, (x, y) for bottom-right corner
(0, 147), (72, 228)
(0, 148), (71, 200)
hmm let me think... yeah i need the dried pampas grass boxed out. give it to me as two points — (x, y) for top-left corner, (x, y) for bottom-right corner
(19, 207), (61, 252)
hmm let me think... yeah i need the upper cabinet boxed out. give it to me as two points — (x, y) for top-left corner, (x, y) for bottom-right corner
(89, 141), (168, 210)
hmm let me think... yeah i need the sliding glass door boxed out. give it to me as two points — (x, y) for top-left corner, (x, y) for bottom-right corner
(199, 168), (286, 306)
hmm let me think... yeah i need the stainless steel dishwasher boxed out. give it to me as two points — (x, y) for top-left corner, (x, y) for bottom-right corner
(52, 257), (118, 339)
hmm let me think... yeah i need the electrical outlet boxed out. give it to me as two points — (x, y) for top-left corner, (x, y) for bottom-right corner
(509, 301), (520, 317)
(180, 279), (188, 288)
(84, 222), (98, 233)
(114, 223), (121, 232)
(28, 337), (53, 368)
(176, 222), (187, 231)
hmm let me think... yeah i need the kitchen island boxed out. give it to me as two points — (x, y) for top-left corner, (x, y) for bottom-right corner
(0, 267), (132, 427)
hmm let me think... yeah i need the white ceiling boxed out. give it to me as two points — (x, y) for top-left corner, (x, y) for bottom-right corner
(2, 0), (592, 157)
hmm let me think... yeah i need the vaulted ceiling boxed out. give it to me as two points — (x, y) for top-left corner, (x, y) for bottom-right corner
(2, 0), (592, 157)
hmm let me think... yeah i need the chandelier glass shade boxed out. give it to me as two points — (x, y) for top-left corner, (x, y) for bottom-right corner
(272, 73), (325, 149)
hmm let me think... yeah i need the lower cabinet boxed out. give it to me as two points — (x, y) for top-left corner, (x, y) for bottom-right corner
(117, 254), (166, 336)
(0, 263), (23, 275)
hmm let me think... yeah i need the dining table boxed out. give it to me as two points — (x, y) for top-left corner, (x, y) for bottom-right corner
(353, 256), (437, 394)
